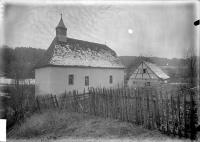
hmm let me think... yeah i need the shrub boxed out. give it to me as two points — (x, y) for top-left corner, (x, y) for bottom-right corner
(1, 83), (36, 131)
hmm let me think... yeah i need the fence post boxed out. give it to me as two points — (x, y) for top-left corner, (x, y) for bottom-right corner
(103, 88), (107, 118)
(160, 90), (164, 133)
(99, 88), (102, 117)
(93, 88), (96, 115)
(147, 89), (150, 129)
(83, 88), (85, 113)
(142, 89), (146, 128)
(110, 88), (113, 119)
(50, 94), (55, 108)
(119, 88), (122, 121)
(177, 91), (181, 138)
(150, 89), (155, 129)
(127, 88), (131, 122)
(89, 88), (92, 114)
(183, 91), (188, 138)
(64, 90), (67, 109)
(42, 96), (46, 109)
(54, 95), (59, 108)
(135, 89), (138, 124)
(130, 89), (134, 122)
(73, 90), (77, 112)
(107, 89), (111, 118)
(124, 89), (128, 121)
(165, 91), (169, 135)
(69, 91), (72, 111)
(123, 89), (126, 121)
(190, 89), (197, 140)
(36, 96), (40, 110)
(95, 88), (99, 116)
(171, 90), (175, 137)
(120, 88), (124, 121)
(114, 89), (117, 119)
(155, 89), (160, 129)
(138, 88), (142, 125)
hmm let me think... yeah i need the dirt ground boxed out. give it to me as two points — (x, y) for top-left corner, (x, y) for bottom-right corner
(7, 109), (195, 142)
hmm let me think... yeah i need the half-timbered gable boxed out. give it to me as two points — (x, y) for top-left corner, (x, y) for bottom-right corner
(127, 61), (169, 88)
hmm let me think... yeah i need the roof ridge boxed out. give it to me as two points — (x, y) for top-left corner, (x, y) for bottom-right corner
(67, 37), (107, 47)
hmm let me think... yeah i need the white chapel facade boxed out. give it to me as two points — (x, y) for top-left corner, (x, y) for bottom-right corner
(35, 15), (125, 95)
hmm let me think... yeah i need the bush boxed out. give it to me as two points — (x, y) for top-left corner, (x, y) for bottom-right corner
(1, 83), (36, 131)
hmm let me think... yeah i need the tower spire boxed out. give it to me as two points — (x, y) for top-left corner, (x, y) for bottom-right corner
(56, 14), (67, 30)
(55, 14), (67, 42)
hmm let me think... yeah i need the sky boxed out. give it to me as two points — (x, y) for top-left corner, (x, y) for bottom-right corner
(1, 1), (199, 59)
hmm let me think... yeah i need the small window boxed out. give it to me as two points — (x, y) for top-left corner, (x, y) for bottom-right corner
(143, 69), (146, 73)
(147, 82), (150, 86)
(85, 76), (89, 86)
(133, 81), (135, 84)
(69, 75), (74, 85)
(109, 76), (113, 84)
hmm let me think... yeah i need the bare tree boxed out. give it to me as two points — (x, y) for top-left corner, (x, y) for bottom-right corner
(184, 47), (198, 87)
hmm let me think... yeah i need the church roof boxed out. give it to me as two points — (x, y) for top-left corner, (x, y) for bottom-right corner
(35, 37), (125, 69)
(56, 16), (67, 30)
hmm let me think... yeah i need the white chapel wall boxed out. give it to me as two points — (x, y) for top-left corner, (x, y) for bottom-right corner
(42, 67), (124, 95)
(35, 67), (51, 95)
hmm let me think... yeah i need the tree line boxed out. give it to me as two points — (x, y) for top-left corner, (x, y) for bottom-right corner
(119, 56), (187, 68)
(0, 45), (46, 79)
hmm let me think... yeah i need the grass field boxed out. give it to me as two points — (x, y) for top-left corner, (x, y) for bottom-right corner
(7, 109), (194, 142)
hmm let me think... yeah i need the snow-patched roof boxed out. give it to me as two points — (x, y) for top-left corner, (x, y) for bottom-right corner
(143, 61), (170, 80)
(35, 37), (124, 69)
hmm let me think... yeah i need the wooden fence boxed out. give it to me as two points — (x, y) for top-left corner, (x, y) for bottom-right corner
(35, 87), (198, 140)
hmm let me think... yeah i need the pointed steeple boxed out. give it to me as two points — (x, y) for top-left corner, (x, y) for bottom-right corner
(56, 14), (67, 42)
(56, 14), (67, 30)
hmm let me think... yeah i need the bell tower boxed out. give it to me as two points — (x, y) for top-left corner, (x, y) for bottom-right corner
(56, 14), (67, 42)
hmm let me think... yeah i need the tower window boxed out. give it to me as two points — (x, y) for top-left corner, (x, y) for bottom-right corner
(69, 75), (74, 85)
(143, 69), (146, 73)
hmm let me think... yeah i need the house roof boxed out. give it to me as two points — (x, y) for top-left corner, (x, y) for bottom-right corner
(143, 61), (170, 80)
(128, 60), (169, 80)
(35, 37), (125, 69)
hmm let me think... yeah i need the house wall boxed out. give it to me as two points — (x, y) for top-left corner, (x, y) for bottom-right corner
(36, 66), (124, 95)
(127, 78), (162, 88)
(127, 62), (163, 88)
(35, 67), (51, 95)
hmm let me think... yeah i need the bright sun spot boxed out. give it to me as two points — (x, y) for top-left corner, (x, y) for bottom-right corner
(128, 29), (133, 34)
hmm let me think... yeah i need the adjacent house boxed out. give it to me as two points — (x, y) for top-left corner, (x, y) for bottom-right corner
(127, 61), (170, 88)
(35, 15), (125, 95)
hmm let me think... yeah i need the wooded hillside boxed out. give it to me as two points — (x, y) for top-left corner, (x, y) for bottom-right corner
(0, 45), (46, 78)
